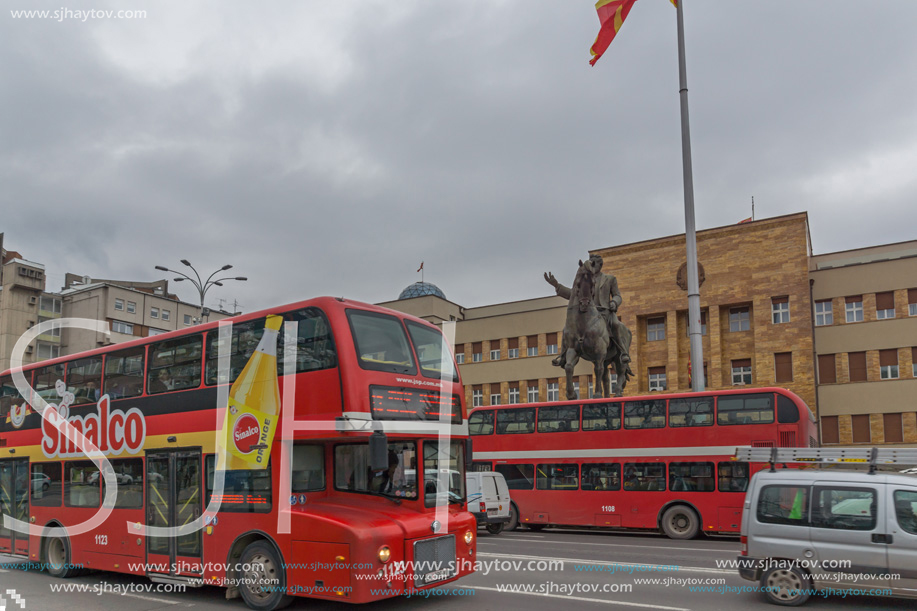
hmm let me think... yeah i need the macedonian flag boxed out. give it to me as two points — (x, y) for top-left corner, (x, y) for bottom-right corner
(589, 0), (638, 66)
(589, 1), (677, 66)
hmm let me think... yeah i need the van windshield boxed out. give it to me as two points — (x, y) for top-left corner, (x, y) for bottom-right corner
(422, 440), (465, 507)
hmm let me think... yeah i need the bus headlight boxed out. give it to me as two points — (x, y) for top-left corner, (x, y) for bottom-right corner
(464, 530), (474, 545)
(378, 546), (391, 563)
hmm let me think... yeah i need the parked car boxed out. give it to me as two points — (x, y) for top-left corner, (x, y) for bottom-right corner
(32, 473), (51, 493)
(466, 471), (512, 534)
(738, 467), (917, 605)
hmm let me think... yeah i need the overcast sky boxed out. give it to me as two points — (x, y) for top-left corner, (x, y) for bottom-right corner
(2, 0), (915, 314)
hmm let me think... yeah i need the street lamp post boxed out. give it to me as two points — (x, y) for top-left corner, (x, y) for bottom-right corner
(154, 260), (247, 324)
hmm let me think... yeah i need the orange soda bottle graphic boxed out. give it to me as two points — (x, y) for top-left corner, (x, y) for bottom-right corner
(223, 314), (282, 470)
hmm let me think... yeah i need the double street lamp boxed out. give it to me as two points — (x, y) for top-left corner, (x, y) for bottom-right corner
(154, 260), (247, 324)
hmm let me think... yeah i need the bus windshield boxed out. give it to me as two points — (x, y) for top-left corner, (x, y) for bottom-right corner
(423, 441), (465, 507)
(405, 321), (458, 381)
(347, 310), (416, 374)
(334, 441), (418, 500)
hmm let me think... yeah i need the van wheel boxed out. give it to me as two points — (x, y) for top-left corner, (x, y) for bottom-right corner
(506, 502), (519, 531)
(44, 535), (78, 578)
(238, 541), (293, 611)
(661, 505), (699, 539)
(486, 522), (504, 535)
(761, 566), (811, 606)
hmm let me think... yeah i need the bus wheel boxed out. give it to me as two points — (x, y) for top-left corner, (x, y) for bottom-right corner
(486, 522), (504, 535)
(506, 503), (520, 531)
(238, 541), (293, 611)
(661, 505), (699, 539)
(44, 535), (77, 578)
(761, 566), (811, 606)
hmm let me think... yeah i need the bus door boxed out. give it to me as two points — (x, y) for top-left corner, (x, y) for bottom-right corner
(0, 458), (29, 555)
(146, 450), (203, 576)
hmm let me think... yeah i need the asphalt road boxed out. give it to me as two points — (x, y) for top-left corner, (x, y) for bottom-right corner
(1, 528), (911, 611)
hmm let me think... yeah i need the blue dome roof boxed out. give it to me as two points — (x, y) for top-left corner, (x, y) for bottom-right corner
(398, 282), (446, 300)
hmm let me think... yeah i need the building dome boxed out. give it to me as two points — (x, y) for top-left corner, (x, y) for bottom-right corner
(398, 281), (446, 300)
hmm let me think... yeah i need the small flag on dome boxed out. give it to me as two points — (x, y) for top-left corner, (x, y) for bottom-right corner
(417, 262), (424, 273)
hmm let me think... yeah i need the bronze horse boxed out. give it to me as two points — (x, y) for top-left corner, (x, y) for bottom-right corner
(560, 259), (632, 399)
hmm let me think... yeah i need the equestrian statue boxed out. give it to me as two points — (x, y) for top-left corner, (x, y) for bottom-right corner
(544, 254), (634, 398)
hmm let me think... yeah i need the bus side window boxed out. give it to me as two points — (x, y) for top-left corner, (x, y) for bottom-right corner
(292, 445), (325, 491)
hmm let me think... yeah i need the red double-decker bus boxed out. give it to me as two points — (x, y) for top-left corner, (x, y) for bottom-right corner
(468, 387), (816, 539)
(0, 297), (475, 609)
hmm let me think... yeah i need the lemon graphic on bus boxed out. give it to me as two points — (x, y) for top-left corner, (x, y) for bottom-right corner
(222, 314), (282, 470)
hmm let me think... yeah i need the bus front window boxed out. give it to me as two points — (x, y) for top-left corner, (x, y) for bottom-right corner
(334, 442), (418, 500)
(423, 441), (465, 507)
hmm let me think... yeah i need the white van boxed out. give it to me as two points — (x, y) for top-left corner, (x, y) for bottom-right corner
(466, 471), (512, 534)
(736, 447), (917, 606)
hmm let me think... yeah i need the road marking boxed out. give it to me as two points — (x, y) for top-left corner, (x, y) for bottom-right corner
(470, 585), (690, 610)
(478, 552), (733, 575)
(479, 538), (737, 553)
(117, 592), (185, 605)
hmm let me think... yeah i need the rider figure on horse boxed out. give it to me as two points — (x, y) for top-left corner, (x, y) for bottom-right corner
(545, 254), (633, 373)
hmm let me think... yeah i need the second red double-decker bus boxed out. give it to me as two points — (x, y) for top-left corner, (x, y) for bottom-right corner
(468, 387), (816, 539)
(0, 297), (476, 609)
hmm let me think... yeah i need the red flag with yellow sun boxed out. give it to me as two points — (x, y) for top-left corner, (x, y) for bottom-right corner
(590, 0), (678, 66)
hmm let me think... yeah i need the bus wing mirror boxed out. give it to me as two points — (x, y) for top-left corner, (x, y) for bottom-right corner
(370, 430), (388, 471)
(465, 437), (473, 469)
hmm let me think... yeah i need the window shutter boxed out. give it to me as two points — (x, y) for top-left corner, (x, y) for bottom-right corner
(818, 354), (836, 384)
(774, 353), (793, 383)
(884, 413), (903, 443)
(821, 416), (839, 444)
(845, 295), (862, 304)
(875, 291), (895, 310)
(879, 349), (898, 367)
(848, 352), (867, 382)
(851, 414), (870, 443)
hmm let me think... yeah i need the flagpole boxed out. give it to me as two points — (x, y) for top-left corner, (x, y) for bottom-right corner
(676, 0), (705, 392)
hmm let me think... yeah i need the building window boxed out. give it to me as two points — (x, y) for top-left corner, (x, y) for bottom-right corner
(818, 354), (836, 384)
(880, 349), (899, 379)
(913, 348), (917, 378)
(150, 307), (159, 319)
(38, 316), (61, 337)
(527, 335), (538, 357)
(647, 317), (665, 341)
(685, 311), (707, 336)
(455, 353), (464, 364)
(848, 352), (867, 382)
(609, 373), (617, 395)
(115, 298), (124, 311)
(648, 367), (666, 391)
(490, 392), (501, 406)
(731, 359), (752, 385)
(184, 314), (192, 325)
(489, 340), (500, 360)
(875, 291), (895, 319)
(508, 385), (520, 404)
(527, 382), (539, 403)
(821, 415), (839, 444)
(572, 381), (580, 400)
(37, 342), (60, 360)
(884, 413), (903, 443)
(489, 349), (500, 361)
(112, 320), (134, 334)
(814, 300), (833, 326)
(472, 342), (482, 362)
(774, 352), (793, 383)
(845, 296), (863, 323)
(126, 301), (136, 314)
(910, 289), (917, 316)
(546, 333), (558, 355)
(771, 297), (790, 324)
(39, 296), (62, 313)
(546, 380), (559, 402)
(729, 307), (750, 332)
(588, 381), (594, 399)
(851, 414), (871, 443)
(161, 309), (171, 322)
(508, 338), (519, 359)
(472, 387), (483, 408)
(148, 328), (168, 336)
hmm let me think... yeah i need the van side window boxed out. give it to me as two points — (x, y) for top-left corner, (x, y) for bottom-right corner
(757, 485), (809, 525)
(893, 490), (917, 535)
(812, 487), (877, 531)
